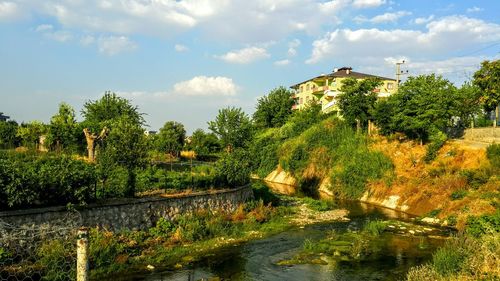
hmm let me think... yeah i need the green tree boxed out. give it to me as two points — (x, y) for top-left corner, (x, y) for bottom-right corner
(82, 91), (144, 161)
(16, 121), (47, 149)
(253, 86), (295, 129)
(208, 107), (253, 151)
(155, 121), (186, 157)
(215, 148), (252, 187)
(380, 74), (459, 142)
(47, 102), (78, 152)
(473, 60), (500, 126)
(0, 120), (19, 149)
(189, 129), (221, 156)
(98, 117), (148, 197)
(456, 82), (482, 127)
(337, 77), (381, 130)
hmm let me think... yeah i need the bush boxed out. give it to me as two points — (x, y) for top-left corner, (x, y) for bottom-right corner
(215, 149), (252, 187)
(363, 220), (386, 236)
(465, 211), (500, 238)
(0, 151), (97, 209)
(37, 240), (75, 280)
(432, 244), (466, 276)
(459, 169), (490, 188)
(450, 190), (468, 200)
(424, 131), (447, 163)
(486, 143), (500, 168)
(300, 197), (335, 212)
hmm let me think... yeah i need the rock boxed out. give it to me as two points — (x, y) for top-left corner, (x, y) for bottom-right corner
(421, 217), (440, 225)
(146, 264), (155, 270)
(409, 230), (415, 235)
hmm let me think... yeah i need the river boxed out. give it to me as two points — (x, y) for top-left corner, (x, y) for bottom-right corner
(118, 200), (449, 281)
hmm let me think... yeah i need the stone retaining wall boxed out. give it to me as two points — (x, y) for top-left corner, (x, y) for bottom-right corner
(463, 127), (500, 143)
(0, 185), (253, 231)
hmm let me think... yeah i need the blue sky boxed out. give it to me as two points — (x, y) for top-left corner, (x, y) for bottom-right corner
(1, 0), (499, 133)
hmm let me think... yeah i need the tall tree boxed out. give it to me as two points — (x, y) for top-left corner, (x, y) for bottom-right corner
(377, 74), (459, 142)
(0, 120), (19, 149)
(98, 116), (148, 197)
(337, 77), (381, 130)
(155, 121), (186, 157)
(474, 60), (500, 126)
(47, 102), (78, 151)
(81, 91), (144, 161)
(16, 121), (47, 150)
(456, 82), (482, 127)
(208, 107), (253, 152)
(253, 86), (295, 129)
(189, 129), (221, 156)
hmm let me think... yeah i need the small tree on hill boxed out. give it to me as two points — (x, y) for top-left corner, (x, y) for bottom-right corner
(253, 86), (295, 129)
(47, 102), (78, 152)
(155, 121), (186, 157)
(337, 77), (381, 131)
(208, 107), (253, 152)
(474, 60), (500, 126)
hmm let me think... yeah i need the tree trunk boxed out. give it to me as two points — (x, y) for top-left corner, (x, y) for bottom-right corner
(83, 128), (96, 162)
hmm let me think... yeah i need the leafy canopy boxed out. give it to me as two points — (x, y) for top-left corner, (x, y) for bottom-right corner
(337, 77), (381, 128)
(155, 121), (186, 156)
(253, 86), (295, 129)
(473, 60), (500, 111)
(189, 129), (221, 156)
(208, 107), (253, 150)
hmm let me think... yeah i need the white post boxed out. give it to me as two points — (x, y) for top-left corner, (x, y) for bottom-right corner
(77, 228), (89, 281)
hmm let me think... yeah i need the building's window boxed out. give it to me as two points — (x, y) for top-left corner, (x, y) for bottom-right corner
(299, 98), (303, 104)
(300, 85), (303, 92)
(306, 84), (310, 91)
(387, 83), (394, 90)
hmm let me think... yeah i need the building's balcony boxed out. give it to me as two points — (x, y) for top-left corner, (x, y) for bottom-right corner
(311, 86), (329, 97)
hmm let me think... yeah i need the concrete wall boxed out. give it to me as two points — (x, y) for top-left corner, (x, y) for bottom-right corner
(0, 186), (253, 231)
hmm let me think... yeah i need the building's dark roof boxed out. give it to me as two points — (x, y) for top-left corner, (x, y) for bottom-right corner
(290, 67), (396, 89)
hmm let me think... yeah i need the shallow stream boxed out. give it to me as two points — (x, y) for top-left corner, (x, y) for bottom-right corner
(119, 200), (449, 281)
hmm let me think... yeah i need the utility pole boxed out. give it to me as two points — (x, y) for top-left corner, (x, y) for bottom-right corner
(395, 60), (409, 86)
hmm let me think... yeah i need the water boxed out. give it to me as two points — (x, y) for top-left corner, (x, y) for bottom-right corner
(120, 200), (447, 281)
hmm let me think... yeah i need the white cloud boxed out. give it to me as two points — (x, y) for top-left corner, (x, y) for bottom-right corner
(216, 46), (270, 64)
(355, 11), (411, 24)
(80, 35), (95, 46)
(173, 76), (238, 96)
(287, 39), (301, 56)
(35, 24), (53, 32)
(413, 15), (434, 25)
(0, 1), (22, 21)
(352, 0), (386, 9)
(174, 44), (189, 52)
(274, 59), (291, 66)
(307, 16), (500, 64)
(467, 6), (483, 13)
(98, 36), (137, 55)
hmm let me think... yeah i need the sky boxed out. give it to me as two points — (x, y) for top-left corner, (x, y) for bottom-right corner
(1, 0), (499, 133)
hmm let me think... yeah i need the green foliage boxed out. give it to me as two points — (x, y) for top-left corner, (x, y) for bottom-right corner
(432, 244), (466, 276)
(149, 218), (176, 238)
(98, 116), (148, 197)
(253, 86), (295, 129)
(337, 77), (381, 128)
(46, 102), (79, 152)
(374, 74), (461, 142)
(82, 91), (144, 132)
(465, 211), (500, 238)
(208, 107), (253, 150)
(89, 229), (129, 273)
(37, 240), (75, 280)
(424, 130), (447, 163)
(0, 120), (20, 149)
(249, 129), (281, 177)
(0, 151), (97, 209)
(456, 82), (483, 126)
(215, 148), (252, 187)
(459, 168), (490, 188)
(16, 121), (47, 149)
(251, 182), (281, 206)
(486, 143), (500, 169)
(427, 209), (442, 218)
(189, 128), (221, 156)
(450, 190), (468, 200)
(363, 220), (386, 236)
(473, 60), (500, 112)
(300, 197), (336, 212)
(280, 102), (326, 138)
(155, 121), (186, 156)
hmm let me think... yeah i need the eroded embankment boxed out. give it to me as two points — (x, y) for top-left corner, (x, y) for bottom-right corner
(265, 138), (499, 230)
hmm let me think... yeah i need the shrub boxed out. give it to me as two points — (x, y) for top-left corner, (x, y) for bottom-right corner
(465, 211), (500, 238)
(459, 169), (490, 188)
(486, 144), (500, 168)
(432, 244), (465, 276)
(215, 149), (252, 187)
(300, 197), (335, 212)
(363, 220), (386, 236)
(37, 240), (76, 281)
(450, 190), (468, 200)
(424, 131), (447, 163)
(0, 151), (97, 209)
(149, 218), (176, 238)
